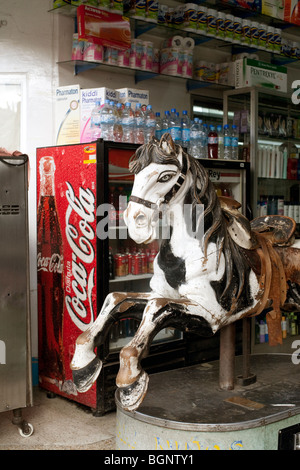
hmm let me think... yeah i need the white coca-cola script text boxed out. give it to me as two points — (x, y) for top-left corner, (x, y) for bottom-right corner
(65, 182), (96, 331)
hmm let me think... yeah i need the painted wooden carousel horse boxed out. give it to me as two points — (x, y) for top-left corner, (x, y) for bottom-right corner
(70, 133), (300, 411)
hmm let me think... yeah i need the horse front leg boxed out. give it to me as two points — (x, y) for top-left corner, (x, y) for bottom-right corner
(70, 292), (151, 393)
(116, 297), (186, 411)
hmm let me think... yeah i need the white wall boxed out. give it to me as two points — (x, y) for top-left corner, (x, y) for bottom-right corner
(0, 0), (56, 356)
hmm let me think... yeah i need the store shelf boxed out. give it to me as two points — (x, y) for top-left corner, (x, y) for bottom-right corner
(50, 2), (300, 65)
(110, 273), (152, 282)
(58, 58), (233, 90)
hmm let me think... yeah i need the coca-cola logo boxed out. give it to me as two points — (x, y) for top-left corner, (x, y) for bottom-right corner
(65, 182), (96, 331)
(37, 252), (63, 273)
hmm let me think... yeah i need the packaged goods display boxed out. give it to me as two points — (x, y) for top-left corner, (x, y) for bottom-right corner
(187, 118), (240, 161)
(54, 84), (80, 145)
(255, 312), (300, 345)
(77, 5), (131, 50)
(63, 0), (300, 68)
(235, 57), (287, 92)
(80, 87), (119, 142)
(258, 143), (300, 180)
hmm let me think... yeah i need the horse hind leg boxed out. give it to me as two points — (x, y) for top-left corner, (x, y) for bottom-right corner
(70, 292), (149, 393)
(116, 298), (176, 411)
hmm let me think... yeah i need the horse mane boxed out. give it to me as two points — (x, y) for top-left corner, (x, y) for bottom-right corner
(130, 135), (253, 315)
(129, 136), (181, 174)
(184, 153), (252, 313)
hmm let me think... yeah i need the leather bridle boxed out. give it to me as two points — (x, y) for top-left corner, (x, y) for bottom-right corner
(128, 153), (188, 212)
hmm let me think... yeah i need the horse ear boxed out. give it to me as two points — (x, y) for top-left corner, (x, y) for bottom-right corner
(160, 132), (176, 155)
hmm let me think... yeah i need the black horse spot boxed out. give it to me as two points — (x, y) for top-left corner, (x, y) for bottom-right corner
(157, 239), (186, 290)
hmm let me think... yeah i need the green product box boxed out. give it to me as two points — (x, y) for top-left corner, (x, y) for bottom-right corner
(235, 58), (287, 93)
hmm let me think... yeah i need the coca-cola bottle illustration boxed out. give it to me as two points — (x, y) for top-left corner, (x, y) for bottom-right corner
(37, 156), (65, 383)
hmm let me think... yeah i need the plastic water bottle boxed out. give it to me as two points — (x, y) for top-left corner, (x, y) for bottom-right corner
(134, 103), (145, 144)
(169, 108), (181, 144)
(189, 118), (200, 158)
(113, 102), (123, 142)
(198, 119), (206, 158)
(224, 124), (232, 159)
(144, 104), (156, 143)
(122, 102), (135, 143)
(176, 112), (182, 146)
(207, 125), (218, 159)
(231, 124), (239, 160)
(217, 124), (224, 159)
(100, 99), (114, 141)
(202, 123), (208, 158)
(108, 101), (116, 139)
(90, 100), (102, 139)
(162, 110), (170, 136)
(181, 110), (190, 149)
(155, 112), (163, 140)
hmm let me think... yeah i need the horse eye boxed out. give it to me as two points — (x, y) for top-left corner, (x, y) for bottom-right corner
(157, 172), (175, 183)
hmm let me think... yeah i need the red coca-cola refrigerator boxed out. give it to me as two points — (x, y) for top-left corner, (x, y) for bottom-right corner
(36, 140), (185, 415)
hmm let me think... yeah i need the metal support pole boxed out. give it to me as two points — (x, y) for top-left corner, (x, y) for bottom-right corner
(237, 318), (256, 386)
(219, 323), (236, 390)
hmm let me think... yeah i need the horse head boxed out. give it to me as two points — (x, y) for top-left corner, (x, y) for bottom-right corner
(123, 133), (188, 244)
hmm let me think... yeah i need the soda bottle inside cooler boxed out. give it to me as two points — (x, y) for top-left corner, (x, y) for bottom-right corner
(113, 102), (123, 142)
(37, 156), (65, 382)
(90, 99), (102, 139)
(207, 124), (218, 159)
(109, 247), (115, 280)
(144, 104), (156, 143)
(122, 102), (135, 143)
(155, 112), (162, 140)
(224, 124), (232, 159)
(231, 124), (239, 160)
(134, 103), (145, 144)
(181, 110), (190, 149)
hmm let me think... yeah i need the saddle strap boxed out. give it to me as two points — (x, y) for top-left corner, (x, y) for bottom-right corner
(243, 233), (287, 346)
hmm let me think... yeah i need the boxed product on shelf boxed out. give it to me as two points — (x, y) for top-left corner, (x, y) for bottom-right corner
(284, 0), (300, 25)
(55, 84), (80, 145)
(80, 87), (119, 142)
(235, 58), (287, 92)
(77, 5), (131, 50)
(262, 0), (284, 19)
(116, 87), (149, 109)
(221, 0), (260, 12)
(194, 61), (219, 83)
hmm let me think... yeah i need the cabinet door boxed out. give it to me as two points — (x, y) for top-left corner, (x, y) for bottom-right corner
(224, 87), (300, 221)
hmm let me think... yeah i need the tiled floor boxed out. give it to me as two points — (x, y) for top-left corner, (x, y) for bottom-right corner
(0, 387), (116, 450)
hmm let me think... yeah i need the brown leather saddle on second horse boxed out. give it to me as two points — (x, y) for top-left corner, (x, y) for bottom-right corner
(219, 196), (297, 346)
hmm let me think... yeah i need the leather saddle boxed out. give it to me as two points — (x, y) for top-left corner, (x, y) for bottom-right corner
(219, 196), (297, 346)
(219, 196), (296, 249)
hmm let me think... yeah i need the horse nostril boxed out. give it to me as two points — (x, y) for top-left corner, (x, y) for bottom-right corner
(136, 214), (147, 227)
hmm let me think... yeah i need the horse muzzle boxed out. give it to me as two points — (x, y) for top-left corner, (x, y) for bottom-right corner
(124, 202), (158, 244)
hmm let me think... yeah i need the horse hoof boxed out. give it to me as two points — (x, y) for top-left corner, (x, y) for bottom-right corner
(72, 357), (102, 393)
(118, 371), (149, 411)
